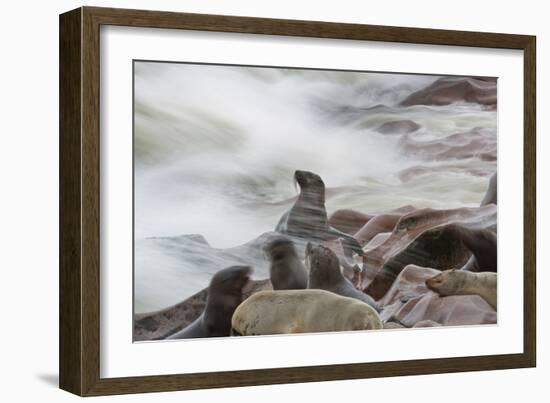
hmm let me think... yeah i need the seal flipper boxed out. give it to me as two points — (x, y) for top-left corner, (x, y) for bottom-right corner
(230, 328), (243, 337)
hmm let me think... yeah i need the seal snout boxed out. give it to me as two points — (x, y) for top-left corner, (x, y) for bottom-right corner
(226, 264), (253, 276)
(426, 268), (459, 291)
(233, 265), (254, 294)
(306, 243), (339, 271)
(217, 265), (254, 290)
(294, 170), (307, 180)
(237, 265), (253, 281)
(294, 170), (307, 187)
(425, 276), (441, 291)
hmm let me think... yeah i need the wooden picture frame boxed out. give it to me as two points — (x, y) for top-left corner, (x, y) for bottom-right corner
(59, 6), (536, 396)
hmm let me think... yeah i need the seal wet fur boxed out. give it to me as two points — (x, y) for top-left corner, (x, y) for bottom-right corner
(166, 265), (252, 339)
(263, 235), (307, 290)
(306, 243), (378, 310)
(276, 170), (364, 257)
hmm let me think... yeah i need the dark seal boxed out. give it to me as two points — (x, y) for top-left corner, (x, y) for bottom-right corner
(458, 225), (497, 272)
(306, 243), (378, 310)
(263, 235), (307, 290)
(276, 170), (363, 257)
(166, 265), (252, 339)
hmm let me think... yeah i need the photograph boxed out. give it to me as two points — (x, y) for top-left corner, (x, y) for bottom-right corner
(133, 61), (498, 341)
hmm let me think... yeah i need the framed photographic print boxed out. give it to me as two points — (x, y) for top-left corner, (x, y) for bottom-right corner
(59, 6), (536, 396)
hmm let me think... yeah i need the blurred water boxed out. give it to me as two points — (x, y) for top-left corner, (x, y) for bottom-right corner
(134, 61), (497, 313)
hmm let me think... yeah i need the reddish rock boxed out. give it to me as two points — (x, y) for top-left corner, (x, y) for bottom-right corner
(362, 205), (497, 300)
(384, 321), (405, 329)
(328, 206), (416, 236)
(329, 209), (372, 235)
(354, 214), (403, 246)
(389, 205), (418, 215)
(379, 265), (496, 327)
(379, 265), (440, 308)
(364, 232), (392, 253)
(413, 320), (442, 328)
(400, 77), (497, 107)
(134, 279), (272, 341)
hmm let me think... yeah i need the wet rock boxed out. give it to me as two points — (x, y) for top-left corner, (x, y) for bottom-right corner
(375, 119), (421, 135)
(134, 287), (208, 341)
(134, 279), (272, 341)
(362, 205), (497, 300)
(384, 321), (405, 329)
(136, 231), (279, 311)
(400, 77), (497, 107)
(379, 265), (496, 327)
(354, 214), (403, 246)
(413, 320), (442, 328)
(364, 232), (392, 253)
(329, 209), (372, 235)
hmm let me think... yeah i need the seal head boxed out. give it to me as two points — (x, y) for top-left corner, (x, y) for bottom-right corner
(425, 268), (463, 296)
(294, 170), (326, 204)
(263, 235), (307, 290)
(306, 243), (343, 287)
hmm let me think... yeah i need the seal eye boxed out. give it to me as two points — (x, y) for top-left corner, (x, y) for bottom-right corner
(273, 251), (285, 260)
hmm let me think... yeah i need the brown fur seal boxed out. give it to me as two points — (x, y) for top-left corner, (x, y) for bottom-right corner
(231, 289), (382, 335)
(263, 235), (307, 290)
(306, 243), (378, 310)
(426, 269), (497, 310)
(276, 170), (363, 257)
(454, 224), (497, 272)
(167, 265), (252, 339)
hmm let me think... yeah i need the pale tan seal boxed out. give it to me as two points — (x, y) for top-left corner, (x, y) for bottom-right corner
(231, 289), (382, 336)
(425, 269), (497, 310)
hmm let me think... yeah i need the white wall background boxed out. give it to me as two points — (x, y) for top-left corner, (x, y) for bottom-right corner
(0, 0), (545, 401)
